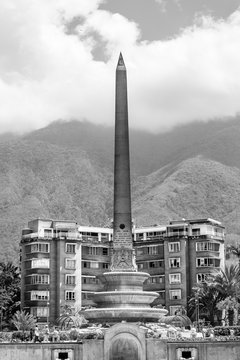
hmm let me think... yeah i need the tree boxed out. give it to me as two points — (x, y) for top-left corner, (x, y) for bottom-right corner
(226, 245), (240, 266)
(211, 264), (240, 300)
(217, 297), (239, 326)
(188, 282), (223, 325)
(11, 310), (36, 333)
(57, 305), (88, 329)
(0, 262), (21, 329)
(190, 265), (240, 326)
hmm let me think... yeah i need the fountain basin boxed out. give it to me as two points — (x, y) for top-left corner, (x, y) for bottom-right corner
(92, 291), (159, 308)
(98, 271), (150, 291)
(82, 307), (168, 323)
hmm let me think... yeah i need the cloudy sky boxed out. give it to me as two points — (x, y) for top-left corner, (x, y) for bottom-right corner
(1, 0), (240, 134)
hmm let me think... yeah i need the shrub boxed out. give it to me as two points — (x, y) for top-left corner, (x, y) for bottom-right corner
(214, 326), (240, 337)
(12, 331), (24, 342)
(0, 332), (12, 342)
(69, 329), (79, 341)
(59, 331), (70, 341)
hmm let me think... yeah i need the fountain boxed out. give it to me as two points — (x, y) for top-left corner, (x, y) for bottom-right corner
(83, 54), (168, 323)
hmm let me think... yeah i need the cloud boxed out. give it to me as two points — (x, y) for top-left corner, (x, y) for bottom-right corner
(0, 0), (240, 134)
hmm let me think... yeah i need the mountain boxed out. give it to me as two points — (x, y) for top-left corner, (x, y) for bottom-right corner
(23, 116), (240, 176)
(1, 117), (240, 263)
(0, 139), (113, 262)
(132, 156), (240, 236)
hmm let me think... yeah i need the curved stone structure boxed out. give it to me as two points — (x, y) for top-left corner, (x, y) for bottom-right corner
(83, 271), (167, 322)
(83, 307), (167, 323)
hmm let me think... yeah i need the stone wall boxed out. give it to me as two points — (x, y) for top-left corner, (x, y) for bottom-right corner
(1, 335), (240, 360)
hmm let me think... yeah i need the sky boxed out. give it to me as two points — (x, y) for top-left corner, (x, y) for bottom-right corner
(1, 0), (240, 134)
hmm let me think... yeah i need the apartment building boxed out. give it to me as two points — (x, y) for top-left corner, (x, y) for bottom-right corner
(20, 217), (225, 323)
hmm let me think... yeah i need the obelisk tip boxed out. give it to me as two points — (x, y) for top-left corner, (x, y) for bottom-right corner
(117, 52), (126, 69)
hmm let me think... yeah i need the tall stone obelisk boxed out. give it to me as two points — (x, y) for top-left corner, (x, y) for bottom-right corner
(111, 53), (137, 272)
(82, 54), (168, 322)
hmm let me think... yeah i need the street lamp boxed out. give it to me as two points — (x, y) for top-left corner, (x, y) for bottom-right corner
(195, 290), (200, 331)
(47, 301), (49, 326)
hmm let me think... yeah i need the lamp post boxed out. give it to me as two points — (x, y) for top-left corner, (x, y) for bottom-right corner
(195, 290), (200, 331)
(47, 301), (49, 326)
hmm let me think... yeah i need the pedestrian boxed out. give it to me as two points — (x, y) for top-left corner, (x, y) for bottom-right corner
(52, 326), (59, 342)
(43, 324), (49, 342)
(34, 325), (39, 342)
(29, 328), (34, 342)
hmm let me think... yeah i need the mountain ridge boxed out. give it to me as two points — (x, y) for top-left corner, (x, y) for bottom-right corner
(1, 118), (240, 262)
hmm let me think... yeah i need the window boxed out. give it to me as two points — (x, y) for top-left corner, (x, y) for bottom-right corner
(149, 276), (164, 284)
(169, 273), (181, 284)
(30, 243), (49, 253)
(88, 247), (98, 255)
(31, 258), (49, 268)
(65, 259), (76, 269)
(44, 229), (52, 238)
(169, 258), (180, 268)
(192, 228), (200, 236)
(213, 227), (224, 237)
(149, 260), (164, 268)
(196, 258), (220, 267)
(30, 307), (49, 317)
(66, 243), (76, 254)
(147, 246), (159, 255)
(102, 263), (109, 269)
(137, 246), (161, 256)
(65, 291), (75, 301)
(83, 261), (99, 269)
(82, 276), (99, 284)
(65, 275), (76, 285)
(31, 291), (49, 301)
(196, 273), (211, 283)
(169, 289), (181, 300)
(102, 248), (109, 256)
(168, 242), (180, 253)
(149, 261), (157, 268)
(31, 274), (49, 284)
(90, 262), (99, 269)
(138, 263), (144, 270)
(196, 242), (220, 252)
(167, 227), (188, 237)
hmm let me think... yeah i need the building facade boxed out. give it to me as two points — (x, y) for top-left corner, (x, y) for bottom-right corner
(20, 217), (225, 323)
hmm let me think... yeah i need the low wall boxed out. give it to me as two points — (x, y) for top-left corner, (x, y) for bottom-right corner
(0, 337), (240, 359)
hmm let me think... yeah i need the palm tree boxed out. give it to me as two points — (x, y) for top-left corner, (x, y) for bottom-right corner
(11, 310), (36, 334)
(210, 264), (240, 325)
(226, 245), (240, 266)
(211, 264), (240, 298)
(188, 282), (223, 325)
(57, 305), (88, 329)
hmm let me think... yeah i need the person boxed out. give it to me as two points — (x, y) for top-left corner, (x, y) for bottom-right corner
(29, 328), (34, 342)
(52, 326), (59, 342)
(34, 325), (39, 342)
(43, 324), (49, 342)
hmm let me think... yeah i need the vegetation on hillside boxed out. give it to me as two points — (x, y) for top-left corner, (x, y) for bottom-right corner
(1, 118), (240, 262)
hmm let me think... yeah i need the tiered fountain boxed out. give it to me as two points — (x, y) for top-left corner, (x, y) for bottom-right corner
(83, 54), (168, 323)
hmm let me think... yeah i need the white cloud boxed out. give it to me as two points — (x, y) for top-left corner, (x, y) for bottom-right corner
(0, 0), (240, 133)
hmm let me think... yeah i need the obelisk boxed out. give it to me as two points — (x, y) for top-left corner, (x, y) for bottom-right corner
(82, 54), (168, 322)
(111, 53), (137, 272)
